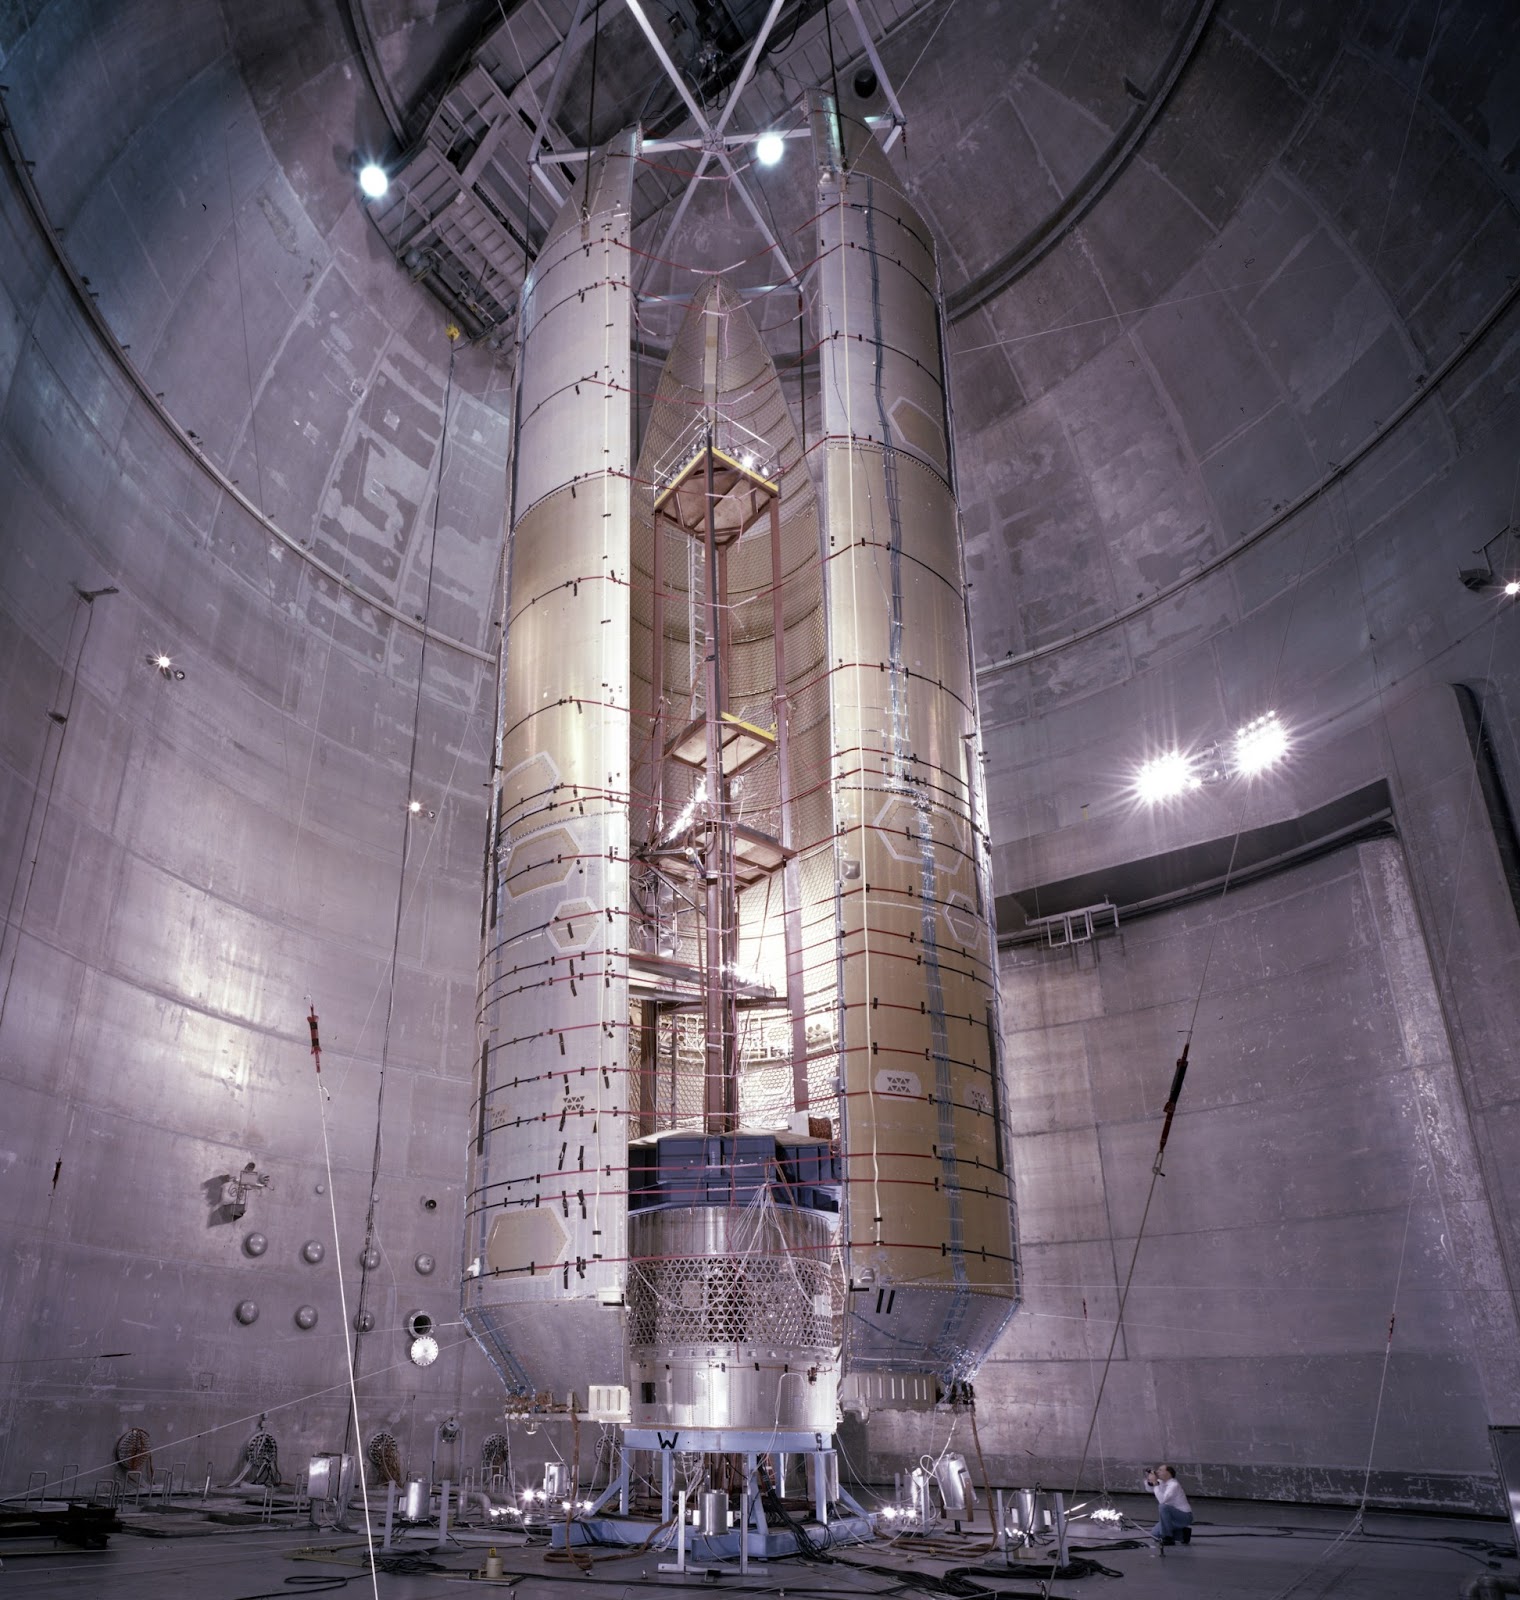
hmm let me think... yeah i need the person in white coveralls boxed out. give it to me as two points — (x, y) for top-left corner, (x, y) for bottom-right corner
(1144, 1463), (1193, 1548)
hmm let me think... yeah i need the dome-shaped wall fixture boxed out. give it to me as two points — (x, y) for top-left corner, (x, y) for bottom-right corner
(359, 1248), (381, 1271)
(414, 1254), (435, 1276)
(409, 1335), (439, 1368)
(354, 1310), (376, 1334)
(235, 1301), (259, 1326)
(294, 1306), (318, 1331)
(243, 1233), (268, 1258)
(301, 1240), (325, 1265)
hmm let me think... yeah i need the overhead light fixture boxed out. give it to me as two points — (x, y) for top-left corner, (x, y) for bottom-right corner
(1234, 712), (1288, 776)
(147, 652), (186, 681)
(1459, 528), (1518, 594)
(754, 132), (785, 167)
(1137, 715), (1290, 800)
(358, 162), (389, 200)
(1135, 751), (1197, 803)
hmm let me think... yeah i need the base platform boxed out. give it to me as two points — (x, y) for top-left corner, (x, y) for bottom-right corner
(550, 1511), (876, 1556)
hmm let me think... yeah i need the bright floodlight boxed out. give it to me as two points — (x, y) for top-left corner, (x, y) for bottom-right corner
(1135, 751), (1194, 803)
(1506, 579), (1520, 597)
(755, 131), (785, 166)
(358, 162), (389, 199)
(1235, 711), (1288, 776)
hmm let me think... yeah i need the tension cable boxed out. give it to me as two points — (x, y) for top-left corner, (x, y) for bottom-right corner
(308, 998), (380, 1600)
(1045, 1042), (1192, 1588)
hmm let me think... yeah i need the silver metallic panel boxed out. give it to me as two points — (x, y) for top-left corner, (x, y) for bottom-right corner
(465, 133), (637, 1400)
(627, 1204), (840, 1433)
(816, 133), (949, 483)
(813, 96), (1018, 1381)
(515, 138), (636, 518)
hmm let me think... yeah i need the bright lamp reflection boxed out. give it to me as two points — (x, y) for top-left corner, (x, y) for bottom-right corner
(1135, 751), (1197, 803)
(1234, 712), (1288, 776)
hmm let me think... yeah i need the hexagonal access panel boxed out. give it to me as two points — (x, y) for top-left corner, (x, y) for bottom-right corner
(502, 825), (579, 900)
(485, 1207), (569, 1274)
(548, 896), (600, 952)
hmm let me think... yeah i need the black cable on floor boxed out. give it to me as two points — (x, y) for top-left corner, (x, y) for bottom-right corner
(232, 1575), (354, 1599)
(376, 1550), (452, 1574)
(844, 1561), (1082, 1600)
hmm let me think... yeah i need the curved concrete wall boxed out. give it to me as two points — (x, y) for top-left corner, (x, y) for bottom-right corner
(873, 0), (1520, 1508)
(0, 0), (510, 1489)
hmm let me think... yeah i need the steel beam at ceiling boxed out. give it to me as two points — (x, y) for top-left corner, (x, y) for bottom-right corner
(712, 0), (788, 141)
(623, 0), (711, 127)
(622, 0), (797, 286)
(528, 0), (597, 166)
(839, 0), (905, 134)
(540, 128), (809, 160)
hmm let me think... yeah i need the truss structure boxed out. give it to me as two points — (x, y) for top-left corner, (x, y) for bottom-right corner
(363, 0), (932, 339)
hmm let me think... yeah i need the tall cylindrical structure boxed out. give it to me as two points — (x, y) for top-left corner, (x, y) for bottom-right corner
(463, 133), (637, 1401)
(465, 114), (1017, 1426)
(811, 94), (1018, 1380)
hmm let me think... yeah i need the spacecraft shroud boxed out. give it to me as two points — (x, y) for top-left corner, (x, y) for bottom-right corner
(463, 98), (1017, 1447)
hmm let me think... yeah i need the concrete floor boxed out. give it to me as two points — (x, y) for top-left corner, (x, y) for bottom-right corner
(2, 1495), (1515, 1599)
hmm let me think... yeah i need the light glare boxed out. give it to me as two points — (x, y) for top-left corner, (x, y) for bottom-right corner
(1505, 580), (1520, 597)
(358, 163), (389, 199)
(755, 131), (785, 166)
(1136, 751), (1193, 803)
(1235, 712), (1288, 776)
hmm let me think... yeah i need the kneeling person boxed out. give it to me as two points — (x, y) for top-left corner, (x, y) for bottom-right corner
(1144, 1464), (1192, 1546)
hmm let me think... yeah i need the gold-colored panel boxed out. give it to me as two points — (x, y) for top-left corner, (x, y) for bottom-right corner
(547, 896), (602, 952)
(485, 1207), (570, 1274)
(502, 826), (580, 899)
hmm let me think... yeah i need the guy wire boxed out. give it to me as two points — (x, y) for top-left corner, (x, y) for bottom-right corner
(313, 1015), (380, 1600)
(346, 336), (459, 1417)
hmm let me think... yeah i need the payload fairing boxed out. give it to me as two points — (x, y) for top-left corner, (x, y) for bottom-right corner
(463, 100), (1017, 1450)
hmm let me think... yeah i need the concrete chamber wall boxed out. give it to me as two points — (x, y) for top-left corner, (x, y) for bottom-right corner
(861, 0), (1520, 1511)
(0, 0), (510, 1490)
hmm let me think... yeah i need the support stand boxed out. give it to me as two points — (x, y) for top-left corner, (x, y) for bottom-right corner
(551, 1428), (873, 1558)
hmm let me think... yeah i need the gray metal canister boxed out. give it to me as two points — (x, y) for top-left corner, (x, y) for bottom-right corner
(700, 1488), (728, 1534)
